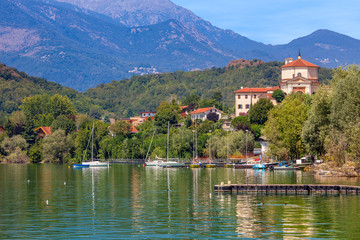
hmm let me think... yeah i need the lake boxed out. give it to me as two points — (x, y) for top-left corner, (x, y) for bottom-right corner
(1, 164), (360, 239)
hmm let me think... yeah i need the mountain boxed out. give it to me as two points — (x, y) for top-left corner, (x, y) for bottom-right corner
(0, 0), (359, 92)
(0, 0), (251, 91)
(52, 0), (268, 53)
(271, 29), (360, 66)
(52, 0), (360, 64)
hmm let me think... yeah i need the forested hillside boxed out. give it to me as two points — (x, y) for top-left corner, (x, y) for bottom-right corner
(0, 63), (98, 123)
(0, 61), (333, 121)
(85, 61), (333, 117)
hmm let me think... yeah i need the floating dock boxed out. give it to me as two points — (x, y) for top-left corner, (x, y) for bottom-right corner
(214, 183), (360, 194)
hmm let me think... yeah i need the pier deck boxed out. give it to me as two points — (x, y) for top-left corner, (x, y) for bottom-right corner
(214, 184), (360, 194)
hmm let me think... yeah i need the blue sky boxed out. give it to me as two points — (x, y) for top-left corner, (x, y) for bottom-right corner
(171, 0), (360, 44)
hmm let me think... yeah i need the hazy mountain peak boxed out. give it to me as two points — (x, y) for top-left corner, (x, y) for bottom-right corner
(51, 0), (197, 26)
(55, 0), (176, 12)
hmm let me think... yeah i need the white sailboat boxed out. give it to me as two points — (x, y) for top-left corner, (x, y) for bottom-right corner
(73, 123), (109, 168)
(145, 129), (164, 166)
(160, 122), (185, 168)
(145, 122), (184, 167)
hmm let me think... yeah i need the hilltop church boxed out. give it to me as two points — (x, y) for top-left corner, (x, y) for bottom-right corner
(234, 53), (320, 116)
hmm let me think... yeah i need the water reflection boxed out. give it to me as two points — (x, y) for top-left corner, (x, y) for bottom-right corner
(0, 165), (360, 239)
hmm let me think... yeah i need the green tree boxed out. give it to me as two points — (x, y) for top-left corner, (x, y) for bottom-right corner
(325, 66), (360, 163)
(207, 130), (254, 158)
(231, 115), (251, 132)
(330, 66), (360, 131)
(48, 94), (77, 119)
(249, 98), (274, 125)
(154, 101), (180, 133)
(301, 86), (331, 156)
(184, 116), (192, 128)
(51, 115), (77, 135)
(183, 94), (200, 106)
(20, 94), (77, 127)
(272, 89), (286, 103)
(42, 129), (73, 163)
(211, 90), (223, 104)
(250, 124), (263, 141)
(1, 135), (29, 163)
(4, 111), (26, 137)
(207, 112), (219, 122)
(28, 143), (43, 163)
(263, 93), (310, 160)
(1, 134), (28, 153)
(108, 120), (132, 137)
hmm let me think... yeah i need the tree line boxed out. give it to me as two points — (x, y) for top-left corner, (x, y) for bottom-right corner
(263, 66), (360, 167)
(0, 93), (256, 163)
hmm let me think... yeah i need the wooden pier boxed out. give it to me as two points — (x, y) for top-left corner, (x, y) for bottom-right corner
(214, 183), (360, 194)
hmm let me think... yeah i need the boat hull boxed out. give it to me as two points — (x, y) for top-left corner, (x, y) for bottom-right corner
(234, 164), (255, 169)
(160, 162), (185, 167)
(145, 160), (164, 167)
(73, 161), (109, 168)
(73, 163), (89, 168)
(272, 166), (299, 170)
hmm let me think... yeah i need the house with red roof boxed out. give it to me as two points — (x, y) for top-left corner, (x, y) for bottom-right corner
(234, 53), (320, 116)
(34, 127), (52, 138)
(189, 106), (223, 121)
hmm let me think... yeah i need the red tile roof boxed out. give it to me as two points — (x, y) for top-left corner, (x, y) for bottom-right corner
(281, 58), (319, 68)
(190, 107), (214, 114)
(130, 126), (138, 133)
(34, 127), (52, 135)
(144, 116), (155, 121)
(259, 93), (275, 99)
(180, 105), (188, 110)
(234, 86), (279, 93)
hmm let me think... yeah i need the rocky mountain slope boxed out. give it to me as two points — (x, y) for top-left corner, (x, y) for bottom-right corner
(1, 0), (247, 91)
(1, 0), (360, 91)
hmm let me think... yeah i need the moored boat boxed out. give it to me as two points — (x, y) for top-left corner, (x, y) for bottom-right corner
(73, 123), (109, 168)
(272, 165), (299, 170)
(253, 163), (266, 169)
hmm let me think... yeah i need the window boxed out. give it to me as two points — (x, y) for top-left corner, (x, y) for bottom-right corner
(238, 95), (241, 99)
(254, 95), (257, 99)
(245, 95), (248, 99)
(238, 104), (242, 109)
(246, 104), (250, 109)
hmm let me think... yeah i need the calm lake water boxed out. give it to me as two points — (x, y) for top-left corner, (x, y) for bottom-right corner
(1, 164), (360, 239)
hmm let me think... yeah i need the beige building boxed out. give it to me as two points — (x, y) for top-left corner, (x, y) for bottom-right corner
(280, 54), (320, 94)
(234, 54), (320, 116)
(234, 87), (279, 116)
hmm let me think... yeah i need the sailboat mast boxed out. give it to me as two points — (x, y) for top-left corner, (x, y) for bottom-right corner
(91, 122), (94, 161)
(195, 122), (198, 159)
(167, 122), (170, 161)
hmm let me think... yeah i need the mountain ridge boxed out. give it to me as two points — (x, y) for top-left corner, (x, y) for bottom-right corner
(1, 0), (360, 91)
